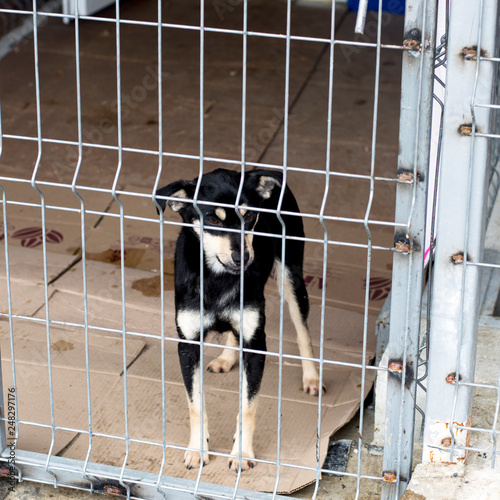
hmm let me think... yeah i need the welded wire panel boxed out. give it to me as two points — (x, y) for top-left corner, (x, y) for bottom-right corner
(0, 1), (419, 499)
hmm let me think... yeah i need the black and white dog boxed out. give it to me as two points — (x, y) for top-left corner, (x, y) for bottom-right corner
(155, 168), (322, 471)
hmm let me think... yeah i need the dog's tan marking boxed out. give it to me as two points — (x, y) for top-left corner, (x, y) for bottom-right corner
(215, 207), (226, 221)
(168, 189), (189, 212)
(275, 260), (321, 396)
(257, 176), (281, 199)
(203, 231), (233, 273)
(184, 366), (210, 469)
(193, 219), (255, 274)
(229, 375), (258, 471)
(244, 233), (255, 263)
(207, 332), (239, 373)
(192, 219), (233, 274)
(239, 204), (248, 216)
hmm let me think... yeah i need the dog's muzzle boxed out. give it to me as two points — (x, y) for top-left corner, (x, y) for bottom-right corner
(218, 251), (251, 274)
(231, 251), (250, 267)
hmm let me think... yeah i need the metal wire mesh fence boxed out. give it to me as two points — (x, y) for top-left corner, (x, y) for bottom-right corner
(0, 0), (498, 499)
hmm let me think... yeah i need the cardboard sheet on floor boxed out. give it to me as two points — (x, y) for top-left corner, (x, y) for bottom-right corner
(0, 246), (77, 317)
(0, 319), (146, 456)
(82, 186), (177, 273)
(29, 259), (377, 493)
(0, 179), (113, 256)
(35, 259), (175, 336)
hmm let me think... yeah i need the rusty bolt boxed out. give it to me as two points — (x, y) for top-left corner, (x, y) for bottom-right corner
(397, 171), (414, 184)
(383, 472), (397, 483)
(103, 485), (124, 497)
(461, 46), (478, 60)
(388, 362), (403, 374)
(0, 466), (10, 478)
(404, 39), (422, 51)
(446, 373), (457, 384)
(395, 240), (414, 254)
(459, 124), (473, 136)
(403, 28), (422, 52)
(452, 253), (464, 265)
(442, 437), (452, 448)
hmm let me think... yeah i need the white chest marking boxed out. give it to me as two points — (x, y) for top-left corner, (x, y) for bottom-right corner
(176, 309), (214, 340)
(222, 308), (260, 343)
(177, 307), (260, 343)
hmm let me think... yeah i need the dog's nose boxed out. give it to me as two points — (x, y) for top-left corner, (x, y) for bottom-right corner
(231, 251), (250, 266)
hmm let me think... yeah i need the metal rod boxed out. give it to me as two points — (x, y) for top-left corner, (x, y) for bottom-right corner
(29, 0), (59, 487)
(110, 1), (131, 497)
(192, 0), (207, 492)
(232, 0), (249, 494)
(354, 0), (370, 35)
(356, 0), (383, 495)
(0, 8), (409, 50)
(68, 0), (94, 491)
(151, 0), (167, 497)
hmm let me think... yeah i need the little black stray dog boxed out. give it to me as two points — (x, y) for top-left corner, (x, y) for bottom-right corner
(155, 168), (322, 472)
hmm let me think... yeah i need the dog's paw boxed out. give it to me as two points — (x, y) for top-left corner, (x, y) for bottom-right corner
(184, 450), (209, 470)
(228, 455), (256, 472)
(207, 357), (234, 373)
(303, 376), (326, 397)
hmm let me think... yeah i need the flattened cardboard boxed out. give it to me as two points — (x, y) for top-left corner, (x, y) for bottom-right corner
(0, 319), (145, 457)
(63, 356), (374, 494)
(1, 187), (381, 495)
(82, 186), (177, 273)
(36, 259), (175, 336)
(0, 246), (77, 317)
(0, 179), (112, 256)
(31, 259), (376, 493)
(48, 258), (175, 314)
(0, 177), (381, 493)
(1, 357), (91, 457)
(0, 319), (146, 375)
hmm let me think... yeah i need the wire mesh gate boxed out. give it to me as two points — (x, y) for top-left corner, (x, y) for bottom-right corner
(0, 0), (499, 499)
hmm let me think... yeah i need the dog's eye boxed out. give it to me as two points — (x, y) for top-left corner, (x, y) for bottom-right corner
(205, 215), (220, 225)
(243, 212), (255, 222)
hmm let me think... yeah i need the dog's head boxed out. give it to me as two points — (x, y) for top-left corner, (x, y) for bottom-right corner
(155, 169), (282, 274)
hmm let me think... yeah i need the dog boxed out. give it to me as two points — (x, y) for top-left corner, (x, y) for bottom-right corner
(155, 168), (322, 472)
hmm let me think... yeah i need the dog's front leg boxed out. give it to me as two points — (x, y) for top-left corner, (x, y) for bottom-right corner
(178, 340), (210, 469)
(207, 332), (239, 373)
(229, 330), (266, 471)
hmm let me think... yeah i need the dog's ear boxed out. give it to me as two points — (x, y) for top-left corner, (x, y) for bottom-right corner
(155, 180), (195, 213)
(247, 170), (283, 200)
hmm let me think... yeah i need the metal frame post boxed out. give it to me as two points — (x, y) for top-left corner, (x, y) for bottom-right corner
(0, 356), (6, 456)
(381, 0), (438, 498)
(423, 0), (499, 464)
